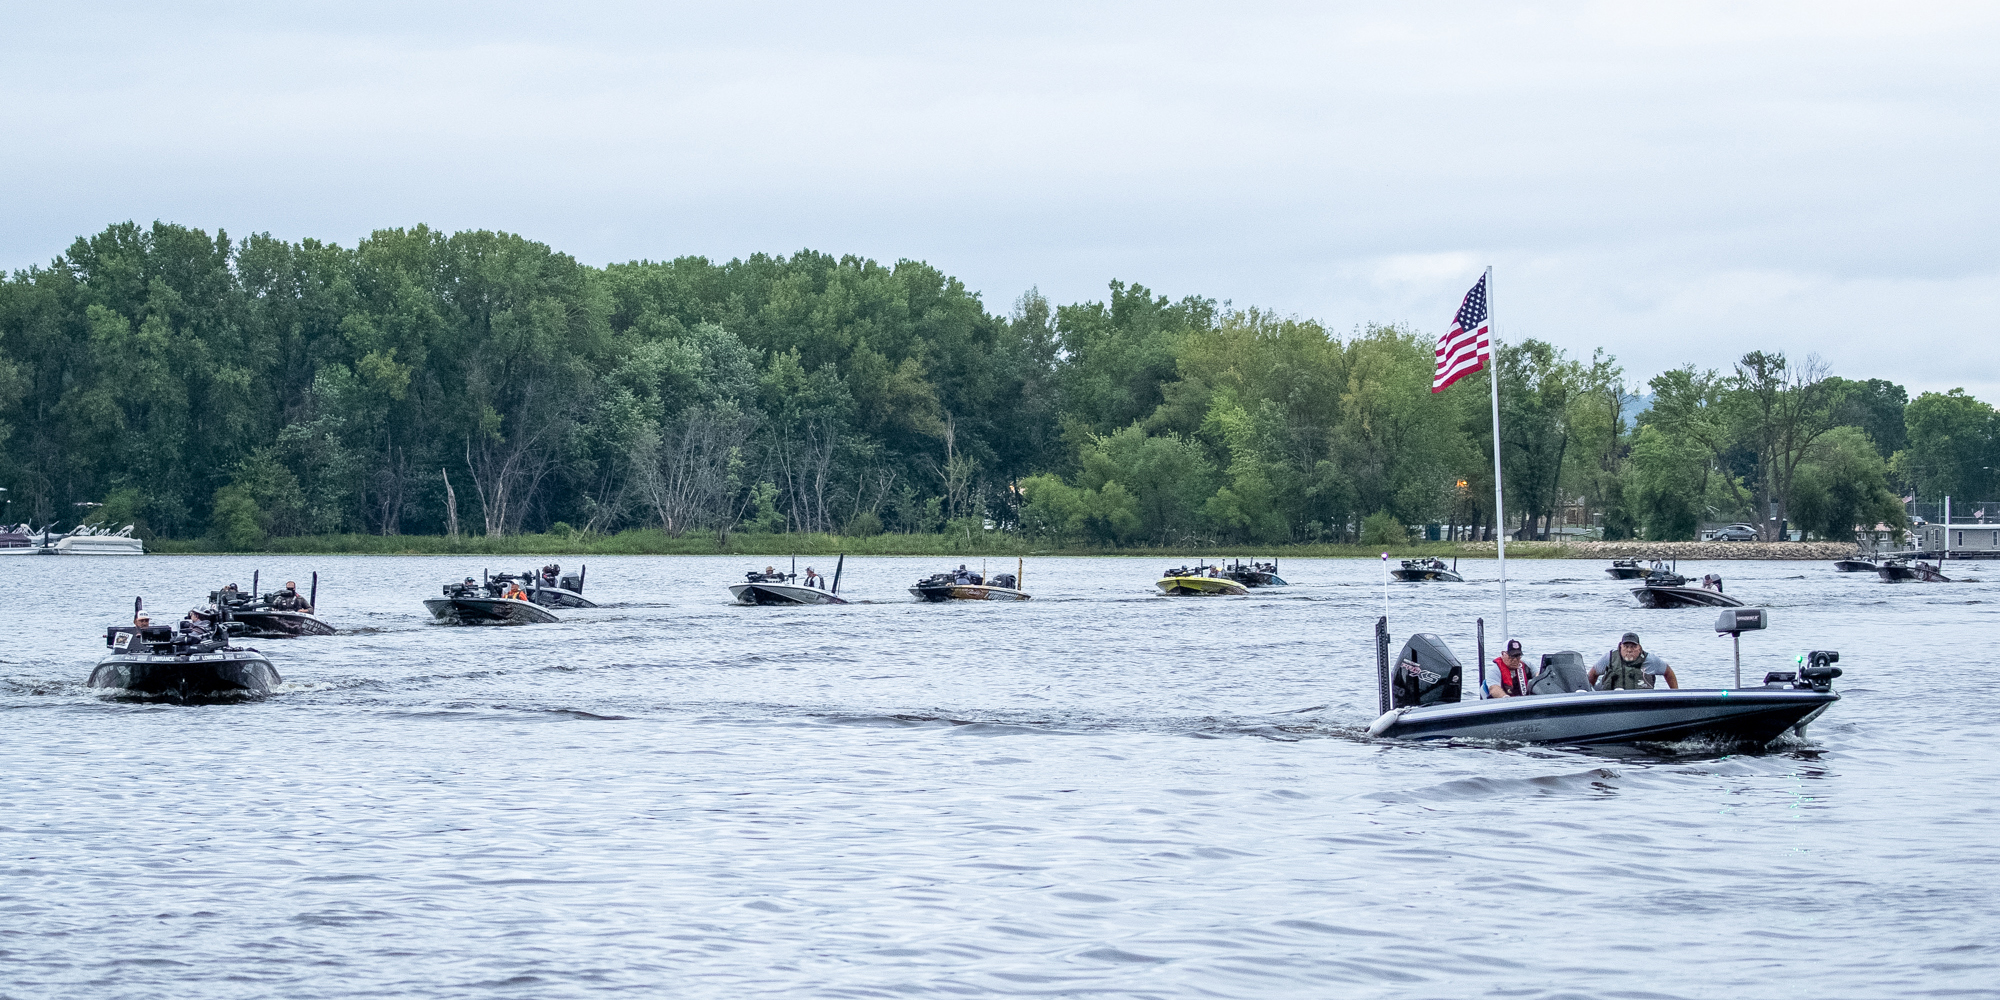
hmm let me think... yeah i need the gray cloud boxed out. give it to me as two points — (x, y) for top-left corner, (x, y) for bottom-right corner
(5, 1), (1996, 396)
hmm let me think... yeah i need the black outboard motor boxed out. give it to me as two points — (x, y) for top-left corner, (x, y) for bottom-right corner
(1392, 633), (1463, 708)
(559, 571), (584, 593)
(990, 573), (1017, 589)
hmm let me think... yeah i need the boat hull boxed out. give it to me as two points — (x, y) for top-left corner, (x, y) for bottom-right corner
(1390, 569), (1463, 582)
(525, 586), (597, 609)
(54, 536), (145, 555)
(1878, 562), (1948, 582)
(230, 610), (336, 638)
(1606, 563), (1648, 580)
(1369, 688), (1837, 746)
(729, 583), (848, 606)
(1228, 572), (1287, 587)
(1832, 559), (1876, 573)
(910, 584), (1031, 602)
(1155, 576), (1249, 596)
(88, 651), (281, 700)
(422, 597), (560, 624)
(1632, 585), (1743, 608)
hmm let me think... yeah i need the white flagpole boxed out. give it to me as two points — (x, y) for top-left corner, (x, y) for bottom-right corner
(1483, 265), (1509, 646)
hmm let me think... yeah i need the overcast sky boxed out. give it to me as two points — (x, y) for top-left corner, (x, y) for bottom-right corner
(5, 2), (1996, 399)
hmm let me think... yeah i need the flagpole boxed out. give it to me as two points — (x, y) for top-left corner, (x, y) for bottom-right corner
(1484, 265), (1509, 646)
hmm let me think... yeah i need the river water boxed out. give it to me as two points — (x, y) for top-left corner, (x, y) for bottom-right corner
(1, 554), (1993, 999)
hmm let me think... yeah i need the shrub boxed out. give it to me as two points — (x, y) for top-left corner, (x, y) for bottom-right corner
(1359, 510), (1408, 547)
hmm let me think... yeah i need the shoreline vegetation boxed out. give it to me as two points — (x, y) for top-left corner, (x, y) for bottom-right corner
(144, 531), (1859, 560)
(6, 223), (1985, 556)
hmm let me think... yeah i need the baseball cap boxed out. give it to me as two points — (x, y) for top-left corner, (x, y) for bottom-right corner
(1505, 639), (1522, 653)
(1620, 632), (1641, 645)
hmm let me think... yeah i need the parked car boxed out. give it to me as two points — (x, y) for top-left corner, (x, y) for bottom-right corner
(1709, 523), (1757, 542)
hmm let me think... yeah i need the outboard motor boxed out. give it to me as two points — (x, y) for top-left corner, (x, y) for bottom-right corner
(559, 572), (584, 593)
(1529, 651), (1591, 695)
(1391, 633), (1462, 708)
(990, 573), (1017, 589)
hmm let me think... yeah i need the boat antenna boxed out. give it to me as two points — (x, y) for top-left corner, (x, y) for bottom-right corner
(791, 554), (797, 582)
(1018, 556), (1024, 592)
(1375, 615), (1391, 715)
(310, 571), (319, 612)
(1381, 552), (1390, 620)
(1476, 617), (1487, 699)
(1477, 265), (1510, 649)
(252, 570), (259, 601)
(831, 553), (844, 596)
(135, 595), (142, 619)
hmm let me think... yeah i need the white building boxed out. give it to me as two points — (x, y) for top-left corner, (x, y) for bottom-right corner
(1915, 522), (2000, 553)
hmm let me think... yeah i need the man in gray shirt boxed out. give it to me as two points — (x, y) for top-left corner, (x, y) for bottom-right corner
(1589, 632), (1680, 690)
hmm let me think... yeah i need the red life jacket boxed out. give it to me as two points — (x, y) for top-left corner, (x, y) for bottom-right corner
(1493, 655), (1526, 696)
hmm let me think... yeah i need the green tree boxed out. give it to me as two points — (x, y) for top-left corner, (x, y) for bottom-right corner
(1894, 389), (1997, 502)
(1789, 427), (1906, 541)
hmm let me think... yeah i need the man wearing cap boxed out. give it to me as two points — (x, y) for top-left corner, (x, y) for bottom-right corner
(1589, 632), (1679, 690)
(1488, 638), (1531, 697)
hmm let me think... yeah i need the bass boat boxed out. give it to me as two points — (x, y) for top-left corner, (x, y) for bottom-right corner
(1224, 559), (1287, 587)
(423, 572), (561, 624)
(1365, 609), (1840, 746)
(1878, 558), (1949, 583)
(1390, 557), (1462, 582)
(1832, 555), (1877, 573)
(912, 559), (1030, 601)
(1632, 573), (1744, 608)
(731, 555), (850, 605)
(211, 571), (335, 638)
(1156, 563), (1249, 596)
(89, 598), (281, 700)
(1605, 558), (1649, 580)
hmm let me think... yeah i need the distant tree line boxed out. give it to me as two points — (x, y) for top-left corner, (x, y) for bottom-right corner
(0, 222), (1990, 547)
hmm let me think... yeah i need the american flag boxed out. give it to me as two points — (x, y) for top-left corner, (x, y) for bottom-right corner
(1432, 272), (1492, 393)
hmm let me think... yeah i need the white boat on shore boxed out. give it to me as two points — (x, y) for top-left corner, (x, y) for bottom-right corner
(53, 525), (145, 555)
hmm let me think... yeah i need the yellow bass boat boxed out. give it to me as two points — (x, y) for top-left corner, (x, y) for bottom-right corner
(1155, 564), (1250, 596)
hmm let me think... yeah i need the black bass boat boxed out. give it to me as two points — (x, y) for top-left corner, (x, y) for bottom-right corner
(89, 598), (281, 700)
(1390, 557), (1462, 582)
(1605, 558), (1649, 579)
(1832, 555), (1878, 573)
(1633, 573), (1744, 608)
(501, 564), (595, 608)
(912, 559), (1030, 601)
(211, 571), (335, 638)
(731, 555), (849, 605)
(423, 572), (561, 624)
(1878, 558), (1950, 583)
(1365, 610), (1840, 746)
(1224, 559), (1287, 587)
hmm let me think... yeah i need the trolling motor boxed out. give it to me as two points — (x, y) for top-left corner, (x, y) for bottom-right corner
(1768, 651), (1843, 692)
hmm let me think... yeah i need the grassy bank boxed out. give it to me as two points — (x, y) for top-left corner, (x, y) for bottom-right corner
(144, 531), (1858, 560)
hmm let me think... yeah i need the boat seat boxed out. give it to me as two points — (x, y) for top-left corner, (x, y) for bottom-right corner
(1528, 651), (1591, 695)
